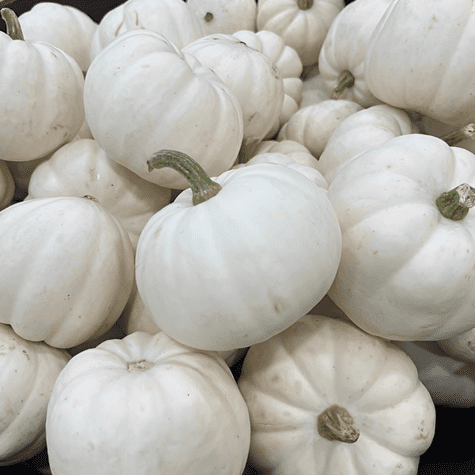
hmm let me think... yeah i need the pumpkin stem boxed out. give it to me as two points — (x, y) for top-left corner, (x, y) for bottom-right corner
(297, 0), (313, 10)
(331, 70), (356, 99)
(147, 149), (222, 205)
(436, 183), (475, 220)
(317, 404), (359, 443)
(440, 123), (475, 147)
(1, 7), (24, 40)
(127, 359), (155, 372)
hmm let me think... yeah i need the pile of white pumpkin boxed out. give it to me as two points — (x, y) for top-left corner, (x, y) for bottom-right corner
(1, 0), (475, 473)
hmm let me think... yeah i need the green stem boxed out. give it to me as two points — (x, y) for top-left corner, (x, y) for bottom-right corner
(441, 123), (475, 147)
(317, 404), (359, 443)
(436, 183), (475, 220)
(147, 149), (222, 205)
(331, 70), (356, 99)
(1, 7), (24, 40)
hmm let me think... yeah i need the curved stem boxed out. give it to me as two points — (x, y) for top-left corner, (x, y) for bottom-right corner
(1, 7), (24, 40)
(436, 183), (475, 220)
(441, 123), (475, 147)
(317, 404), (359, 443)
(147, 149), (222, 205)
(331, 70), (355, 99)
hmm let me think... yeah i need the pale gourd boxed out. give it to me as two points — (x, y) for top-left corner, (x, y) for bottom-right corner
(317, 0), (392, 107)
(0, 323), (70, 465)
(256, 0), (345, 66)
(136, 150), (341, 351)
(183, 33), (284, 155)
(327, 134), (475, 341)
(277, 99), (363, 159)
(364, 0), (475, 127)
(0, 8), (85, 162)
(84, 29), (244, 190)
(46, 331), (251, 475)
(317, 104), (416, 183)
(238, 314), (436, 475)
(26, 138), (171, 250)
(18, 2), (98, 74)
(0, 196), (135, 348)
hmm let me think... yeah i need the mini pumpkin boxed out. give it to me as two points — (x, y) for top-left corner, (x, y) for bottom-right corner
(317, 0), (392, 107)
(0, 8), (85, 162)
(364, 0), (475, 127)
(317, 104), (416, 183)
(256, 0), (345, 66)
(0, 196), (134, 348)
(18, 2), (98, 74)
(26, 138), (171, 249)
(46, 331), (251, 475)
(136, 149), (341, 351)
(183, 32), (284, 155)
(84, 29), (243, 190)
(238, 314), (436, 474)
(0, 323), (70, 465)
(277, 99), (363, 159)
(327, 133), (475, 341)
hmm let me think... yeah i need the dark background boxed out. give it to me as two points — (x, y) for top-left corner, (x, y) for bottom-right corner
(2, 0), (474, 473)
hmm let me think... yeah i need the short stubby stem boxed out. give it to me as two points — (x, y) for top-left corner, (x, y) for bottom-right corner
(297, 0), (313, 10)
(331, 70), (356, 99)
(317, 404), (360, 443)
(1, 7), (24, 40)
(147, 149), (222, 205)
(127, 359), (155, 372)
(441, 123), (475, 147)
(436, 183), (475, 221)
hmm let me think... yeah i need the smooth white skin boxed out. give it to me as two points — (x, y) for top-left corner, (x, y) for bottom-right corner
(136, 163), (342, 351)
(327, 134), (475, 341)
(238, 314), (436, 475)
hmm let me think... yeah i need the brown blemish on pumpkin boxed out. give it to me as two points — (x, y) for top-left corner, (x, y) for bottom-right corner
(204, 12), (213, 22)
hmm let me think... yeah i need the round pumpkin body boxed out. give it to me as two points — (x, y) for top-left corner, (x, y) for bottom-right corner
(0, 196), (135, 348)
(317, 0), (392, 107)
(26, 138), (171, 249)
(136, 162), (342, 351)
(327, 133), (475, 341)
(256, 0), (345, 66)
(317, 104), (416, 183)
(277, 99), (363, 159)
(0, 324), (70, 465)
(183, 33), (284, 150)
(232, 29), (303, 135)
(18, 2), (98, 73)
(364, 0), (475, 127)
(46, 331), (251, 475)
(0, 27), (85, 161)
(121, 0), (206, 49)
(238, 314), (436, 474)
(84, 30), (243, 190)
